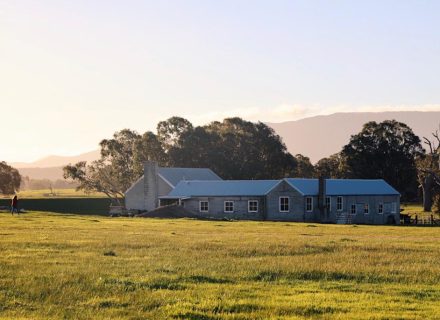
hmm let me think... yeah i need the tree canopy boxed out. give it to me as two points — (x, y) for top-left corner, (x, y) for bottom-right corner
(64, 129), (168, 204)
(416, 126), (440, 211)
(293, 154), (315, 178)
(313, 153), (346, 179)
(341, 120), (424, 199)
(0, 162), (21, 194)
(64, 117), (296, 201)
(167, 117), (296, 179)
(63, 116), (430, 205)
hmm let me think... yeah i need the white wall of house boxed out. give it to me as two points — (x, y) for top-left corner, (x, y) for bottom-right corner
(125, 176), (146, 211)
(124, 169), (174, 211)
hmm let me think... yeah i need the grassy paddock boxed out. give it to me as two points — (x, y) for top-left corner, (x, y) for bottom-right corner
(0, 212), (439, 319)
(0, 189), (106, 199)
(401, 203), (439, 219)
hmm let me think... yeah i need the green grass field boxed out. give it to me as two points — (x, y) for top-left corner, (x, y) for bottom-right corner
(1, 212), (439, 319)
(0, 189), (106, 199)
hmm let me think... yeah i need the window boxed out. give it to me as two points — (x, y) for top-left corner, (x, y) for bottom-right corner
(325, 197), (331, 211)
(364, 204), (369, 214)
(199, 201), (209, 213)
(224, 201), (234, 213)
(391, 202), (397, 213)
(279, 197), (289, 212)
(248, 200), (258, 213)
(306, 197), (313, 212)
(351, 204), (356, 214)
(378, 203), (383, 214)
(337, 196), (343, 211)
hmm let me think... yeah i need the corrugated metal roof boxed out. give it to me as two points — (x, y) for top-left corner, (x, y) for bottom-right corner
(158, 167), (222, 187)
(285, 178), (400, 196)
(163, 180), (281, 198)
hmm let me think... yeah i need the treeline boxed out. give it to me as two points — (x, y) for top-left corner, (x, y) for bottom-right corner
(20, 177), (79, 190)
(2, 116), (437, 210)
(62, 117), (440, 211)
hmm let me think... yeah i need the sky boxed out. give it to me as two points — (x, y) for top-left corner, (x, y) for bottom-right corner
(1, 0), (440, 163)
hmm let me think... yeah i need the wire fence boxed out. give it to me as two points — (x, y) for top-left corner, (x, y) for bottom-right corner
(400, 213), (440, 226)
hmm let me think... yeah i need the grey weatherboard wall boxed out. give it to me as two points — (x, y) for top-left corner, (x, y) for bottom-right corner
(179, 180), (400, 225)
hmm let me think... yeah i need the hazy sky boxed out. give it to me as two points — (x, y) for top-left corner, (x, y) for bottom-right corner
(1, 0), (440, 162)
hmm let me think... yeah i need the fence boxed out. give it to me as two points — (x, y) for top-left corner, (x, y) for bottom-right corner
(400, 213), (440, 226)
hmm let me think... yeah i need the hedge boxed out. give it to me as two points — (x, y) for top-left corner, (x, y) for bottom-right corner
(0, 198), (112, 216)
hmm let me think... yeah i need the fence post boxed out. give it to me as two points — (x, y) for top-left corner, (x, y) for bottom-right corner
(415, 215), (418, 225)
(431, 214), (434, 225)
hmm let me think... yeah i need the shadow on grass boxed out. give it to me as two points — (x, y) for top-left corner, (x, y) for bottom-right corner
(103, 278), (185, 291)
(184, 275), (233, 284)
(250, 270), (388, 283)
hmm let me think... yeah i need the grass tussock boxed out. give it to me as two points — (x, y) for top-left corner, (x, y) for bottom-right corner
(0, 211), (439, 319)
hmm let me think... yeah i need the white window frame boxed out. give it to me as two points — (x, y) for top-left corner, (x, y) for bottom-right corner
(279, 197), (289, 213)
(199, 201), (209, 213)
(378, 203), (383, 214)
(351, 204), (356, 214)
(248, 200), (258, 213)
(337, 196), (343, 211)
(306, 197), (313, 212)
(391, 202), (397, 213)
(364, 203), (369, 214)
(325, 197), (331, 211)
(224, 201), (234, 213)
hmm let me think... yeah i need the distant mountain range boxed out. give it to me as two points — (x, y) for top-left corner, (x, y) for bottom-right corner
(12, 150), (100, 169)
(12, 150), (101, 181)
(9, 111), (440, 180)
(268, 111), (440, 163)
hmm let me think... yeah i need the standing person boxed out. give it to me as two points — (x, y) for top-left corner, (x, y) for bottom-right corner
(11, 195), (18, 215)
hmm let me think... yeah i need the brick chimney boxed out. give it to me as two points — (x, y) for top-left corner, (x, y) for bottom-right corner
(144, 161), (159, 211)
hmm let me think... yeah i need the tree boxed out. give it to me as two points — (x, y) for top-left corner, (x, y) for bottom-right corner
(99, 129), (142, 191)
(168, 117), (296, 179)
(341, 120), (424, 199)
(63, 117), (299, 202)
(133, 131), (168, 176)
(314, 153), (346, 178)
(64, 129), (167, 204)
(0, 162), (21, 194)
(64, 161), (125, 204)
(294, 154), (315, 178)
(157, 117), (193, 152)
(416, 126), (440, 211)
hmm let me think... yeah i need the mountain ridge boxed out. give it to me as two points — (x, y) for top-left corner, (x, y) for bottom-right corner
(267, 111), (440, 163)
(11, 150), (101, 169)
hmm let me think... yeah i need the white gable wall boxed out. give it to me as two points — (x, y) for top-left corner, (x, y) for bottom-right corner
(125, 175), (174, 211)
(125, 176), (146, 210)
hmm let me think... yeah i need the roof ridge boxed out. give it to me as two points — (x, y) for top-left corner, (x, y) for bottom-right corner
(176, 179), (281, 182)
(159, 167), (213, 170)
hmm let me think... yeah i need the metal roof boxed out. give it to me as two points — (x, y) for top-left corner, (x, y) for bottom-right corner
(163, 180), (281, 198)
(158, 167), (222, 187)
(285, 178), (400, 196)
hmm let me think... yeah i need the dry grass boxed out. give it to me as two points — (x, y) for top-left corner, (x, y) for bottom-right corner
(1, 189), (105, 199)
(0, 211), (439, 319)
(401, 203), (439, 219)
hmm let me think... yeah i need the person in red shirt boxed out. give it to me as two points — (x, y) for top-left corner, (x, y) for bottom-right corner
(11, 195), (18, 215)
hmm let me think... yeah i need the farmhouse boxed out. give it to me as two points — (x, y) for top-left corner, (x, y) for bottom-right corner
(125, 162), (221, 211)
(125, 162), (400, 225)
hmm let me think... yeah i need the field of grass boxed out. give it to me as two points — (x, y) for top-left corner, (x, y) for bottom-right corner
(401, 203), (439, 218)
(1, 189), (106, 199)
(1, 212), (439, 319)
